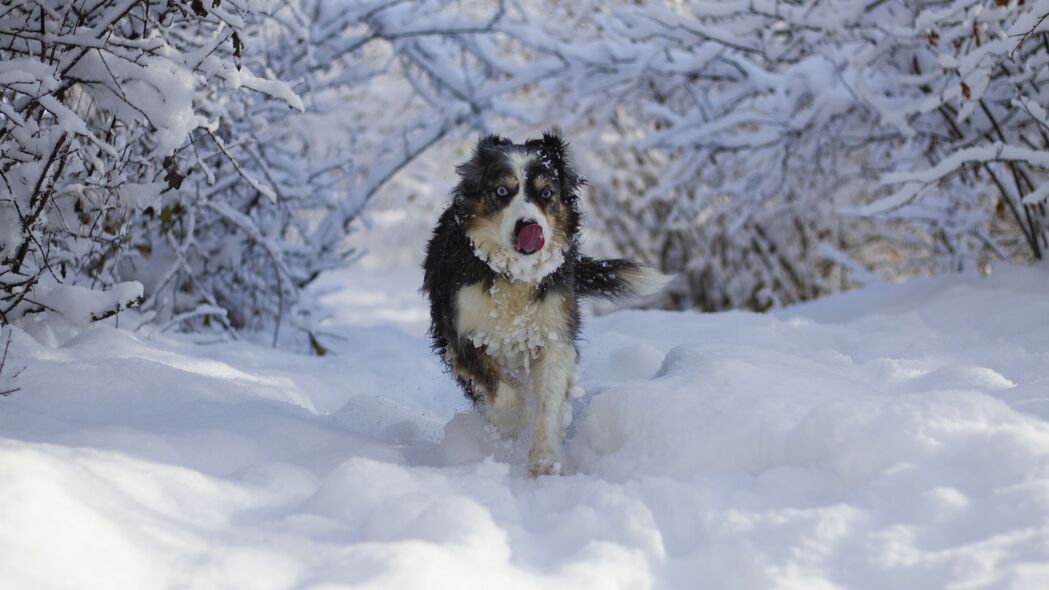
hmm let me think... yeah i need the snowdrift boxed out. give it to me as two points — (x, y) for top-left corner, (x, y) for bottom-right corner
(2, 265), (1048, 589)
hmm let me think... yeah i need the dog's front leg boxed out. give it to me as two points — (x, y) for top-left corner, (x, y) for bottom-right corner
(528, 344), (576, 476)
(447, 342), (529, 438)
(485, 379), (529, 437)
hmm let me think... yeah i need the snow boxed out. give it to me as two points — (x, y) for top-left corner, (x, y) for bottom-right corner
(35, 281), (144, 325)
(3, 262), (1049, 588)
(471, 235), (567, 284)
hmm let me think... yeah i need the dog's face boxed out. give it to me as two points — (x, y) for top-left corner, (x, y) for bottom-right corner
(455, 132), (583, 282)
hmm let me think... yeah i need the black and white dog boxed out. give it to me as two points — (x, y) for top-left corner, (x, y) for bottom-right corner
(422, 132), (670, 476)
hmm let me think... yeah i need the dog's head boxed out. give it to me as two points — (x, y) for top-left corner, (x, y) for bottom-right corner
(455, 132), (584, 282)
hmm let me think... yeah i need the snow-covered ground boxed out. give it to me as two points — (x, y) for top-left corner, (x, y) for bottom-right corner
(2, 262), (1049, 589)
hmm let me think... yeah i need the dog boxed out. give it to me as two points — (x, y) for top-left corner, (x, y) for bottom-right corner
(422, 132), (671, 476)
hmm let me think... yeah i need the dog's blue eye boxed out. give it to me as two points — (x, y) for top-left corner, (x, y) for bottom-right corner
(495, 186), (509, 197)
(540, 188), (553, 199)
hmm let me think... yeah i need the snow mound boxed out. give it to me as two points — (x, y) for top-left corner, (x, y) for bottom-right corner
(3, 264), (1049, 588)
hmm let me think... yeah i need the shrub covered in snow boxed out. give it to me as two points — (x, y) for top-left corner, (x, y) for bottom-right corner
(530, 0), (1049, 310)
(0, 0), (535, 344)
(3, 0), (1047, 340)
(0, 0), (303, 334)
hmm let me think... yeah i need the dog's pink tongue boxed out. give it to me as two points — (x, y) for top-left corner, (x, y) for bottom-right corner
(516, 223), (545, 254)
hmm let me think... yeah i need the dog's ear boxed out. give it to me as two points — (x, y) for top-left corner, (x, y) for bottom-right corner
(454, 134), (511, 195)
(532, 130), (586, 197)
(477, 134), (512, 150)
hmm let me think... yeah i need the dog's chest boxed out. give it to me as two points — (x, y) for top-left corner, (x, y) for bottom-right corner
(456, 280), (568, 368)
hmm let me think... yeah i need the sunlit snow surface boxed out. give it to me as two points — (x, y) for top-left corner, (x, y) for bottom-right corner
(3, 265), (1049, 589)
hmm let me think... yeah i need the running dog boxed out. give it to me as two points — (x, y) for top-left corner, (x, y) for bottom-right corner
(422, 132), (670, 476)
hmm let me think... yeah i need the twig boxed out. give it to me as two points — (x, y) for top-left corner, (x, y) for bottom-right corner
(0, 329), (23, 397)
(1011, 12), (1049, 58)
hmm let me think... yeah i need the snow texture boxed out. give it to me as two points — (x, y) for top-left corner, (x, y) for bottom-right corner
(37, 282), (144, 325)
(3, 262), (1049, 589)
(470, 238), (566, 285)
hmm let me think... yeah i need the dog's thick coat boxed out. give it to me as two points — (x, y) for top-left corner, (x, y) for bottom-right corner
(422, 133), (670, 476)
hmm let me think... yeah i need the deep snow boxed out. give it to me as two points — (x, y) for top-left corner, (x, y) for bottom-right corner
(2, 263), (1049, 589)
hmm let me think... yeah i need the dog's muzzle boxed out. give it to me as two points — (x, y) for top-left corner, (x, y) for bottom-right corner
(514, 218), (545, 255)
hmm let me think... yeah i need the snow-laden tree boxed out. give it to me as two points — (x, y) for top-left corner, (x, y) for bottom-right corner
(0, 0), (546, 346)
(5, 0), (1046, 336)
(510, 0), (1049, 310)
(0, 0), (303, 333)
(128, 0), (541, 345)
(856, 1), (1049, 268)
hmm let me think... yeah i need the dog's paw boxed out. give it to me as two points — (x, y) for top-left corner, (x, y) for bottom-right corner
(527, 454), (563, 478)
(487, 402), (529, 440)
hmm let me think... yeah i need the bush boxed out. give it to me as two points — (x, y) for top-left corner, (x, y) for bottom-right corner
(0, 0), (537, 345)
(525, 0), (1049, 310)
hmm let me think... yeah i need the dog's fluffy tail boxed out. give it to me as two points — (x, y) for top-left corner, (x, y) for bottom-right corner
(574, 256), (673, 300)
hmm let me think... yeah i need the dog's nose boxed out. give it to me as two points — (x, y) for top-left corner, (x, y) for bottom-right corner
(514, 218), (545, 255)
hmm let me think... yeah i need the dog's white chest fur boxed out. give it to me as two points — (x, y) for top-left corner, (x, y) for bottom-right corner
(456, 280), (568, 371)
